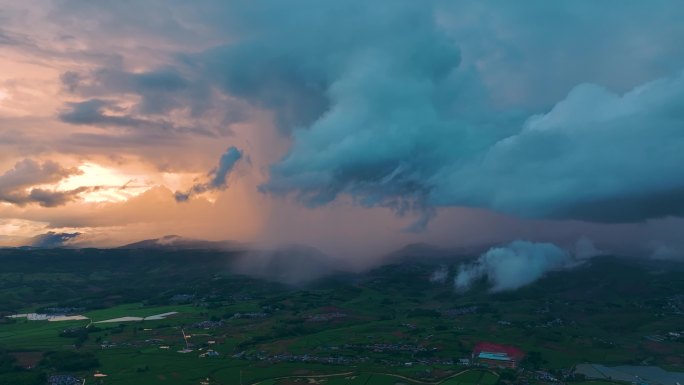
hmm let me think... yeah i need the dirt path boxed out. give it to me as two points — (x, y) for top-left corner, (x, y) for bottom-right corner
(369, 368), (498, 385)
(251, 371), (355, 385)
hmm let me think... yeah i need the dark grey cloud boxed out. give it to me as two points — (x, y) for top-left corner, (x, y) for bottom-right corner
(22, 187), (90, 207)
(57, 65), (241, 140)
(0, 159), (78, 191)
(0, 159), (87, 207)
(0, 29), (24, 46)
(61, 68), (193, 114)
(174, 146), (243, 201)
(64, 131), (180, 149)
(58, 98), (218, 137)
(193, 44), (330, 134)
(59, 99), (140, 127)
(60, 71), (82, 93)
(0, 21), (39, 49)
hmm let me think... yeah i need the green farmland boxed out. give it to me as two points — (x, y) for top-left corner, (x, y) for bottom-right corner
(1, 248), (683, 384)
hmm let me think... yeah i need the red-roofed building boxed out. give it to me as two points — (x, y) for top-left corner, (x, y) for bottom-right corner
(472, 342), (525, 368)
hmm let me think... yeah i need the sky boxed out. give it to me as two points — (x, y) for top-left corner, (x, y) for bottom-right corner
(1, 0), (683, 260)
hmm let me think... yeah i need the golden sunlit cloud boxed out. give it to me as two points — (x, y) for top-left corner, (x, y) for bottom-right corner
(0, 218), (48, 236)
(160, 171), (206, 194)
(55, 163), (152, 203)
(0, 218), (50, 246)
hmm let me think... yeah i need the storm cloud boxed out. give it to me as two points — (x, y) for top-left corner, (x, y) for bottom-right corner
(254, 8), (684, 224)
(115, 0), (684, 224)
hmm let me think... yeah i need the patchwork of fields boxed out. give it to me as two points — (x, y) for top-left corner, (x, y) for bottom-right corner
(1, 249), (683, 385)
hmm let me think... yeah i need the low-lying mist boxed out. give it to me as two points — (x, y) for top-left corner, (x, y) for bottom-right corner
(452, 238), (602, 292)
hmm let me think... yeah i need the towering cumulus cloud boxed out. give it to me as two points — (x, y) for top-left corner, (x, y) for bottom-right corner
(175, 147), (243, 201)
(431, 73), (684, 222)
(191, 0), (464, 219)
(184, 1), (684, 224)
(455, 241), (574, 291)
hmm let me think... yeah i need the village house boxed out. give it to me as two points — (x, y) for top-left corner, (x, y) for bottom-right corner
(472, 342), (525, 369)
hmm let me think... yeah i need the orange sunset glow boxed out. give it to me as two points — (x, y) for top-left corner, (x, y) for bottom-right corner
(0, 0), (683, 261)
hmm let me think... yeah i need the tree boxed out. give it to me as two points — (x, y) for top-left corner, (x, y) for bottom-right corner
(41, 351), (99, 371)
(521, 351), (546, 370)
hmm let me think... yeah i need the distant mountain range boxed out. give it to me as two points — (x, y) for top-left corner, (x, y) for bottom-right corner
(119, 235), (245, 251)
(117, 236), (338, 284)
(381, 242), (484, 265)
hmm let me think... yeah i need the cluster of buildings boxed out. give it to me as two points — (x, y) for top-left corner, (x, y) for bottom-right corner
(7, 313), (88, 322)
(645, 331), (684, 342)
(233, 351), (369, 365)
(440, 306), (479, 317)
(41, 307), (85, 314)
(169, 294), (195, 304)
(191, 320), (224, 329)
(306, 312), (347, 322)
(226, 339), (527, 373)
(360, 343), (433, 354)
(400, 358), (455, 367)
(666, 295), (684, 315)
(540, 318), (564, 328)
(48, 375), (83, 385)
(231, 312), (269, 319)
(230, 294), (253, 301)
